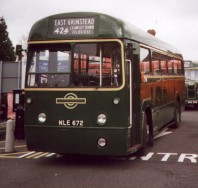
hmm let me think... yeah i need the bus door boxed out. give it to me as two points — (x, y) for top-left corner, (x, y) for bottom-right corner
(126, 42), (141, 145)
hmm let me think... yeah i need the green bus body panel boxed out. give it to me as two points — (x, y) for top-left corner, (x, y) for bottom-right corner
(25, 90), (129, 127)
(28, 12), (182, 58)
(25, 90), (132, 155)
(25, 127), (129, 156)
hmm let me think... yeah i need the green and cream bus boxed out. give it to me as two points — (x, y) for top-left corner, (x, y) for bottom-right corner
(25, 12), (185, 156)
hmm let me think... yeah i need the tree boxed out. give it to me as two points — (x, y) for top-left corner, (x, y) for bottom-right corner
(0, 17), (16, 61)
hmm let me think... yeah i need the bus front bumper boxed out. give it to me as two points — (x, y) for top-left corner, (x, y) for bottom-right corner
(25, 126), (134, 156)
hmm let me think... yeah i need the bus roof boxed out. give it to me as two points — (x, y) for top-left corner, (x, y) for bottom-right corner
(28, 12), (182, 58)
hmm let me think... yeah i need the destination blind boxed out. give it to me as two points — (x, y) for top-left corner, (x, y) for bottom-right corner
(53, 17), (95, 35)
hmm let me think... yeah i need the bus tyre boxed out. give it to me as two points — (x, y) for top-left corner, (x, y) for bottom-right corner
(137, 116), (147, 156)
(147, 126), (153, 147)
(173, 102), (181, 128)
(137, 115), (153, 156)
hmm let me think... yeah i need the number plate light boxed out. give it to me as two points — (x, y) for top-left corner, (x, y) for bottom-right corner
(97, 138), (106, 147)
(97, 114), (107, 125)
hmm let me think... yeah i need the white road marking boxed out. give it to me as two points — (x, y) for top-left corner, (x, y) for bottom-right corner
(45, 153), (56, 157)
(154, 128), (172, 139)
(33, 152), (50, 159)
(18, 151), (35, 158)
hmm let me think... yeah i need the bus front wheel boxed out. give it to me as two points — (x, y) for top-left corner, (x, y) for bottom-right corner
(146, 116), (153, 147)
(137, 114), (153, 156)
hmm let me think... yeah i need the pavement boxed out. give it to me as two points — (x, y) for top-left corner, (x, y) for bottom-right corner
(0, 120), (27, 157)
(0, 138), (59, 159)
(0, 127), (58, 159)
(0, 137), (27, 159)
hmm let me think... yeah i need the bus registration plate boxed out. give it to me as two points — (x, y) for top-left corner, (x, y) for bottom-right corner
(58, 120), (84, 126)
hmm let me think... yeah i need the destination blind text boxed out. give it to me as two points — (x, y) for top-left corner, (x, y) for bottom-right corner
(53, 17), (95, 35)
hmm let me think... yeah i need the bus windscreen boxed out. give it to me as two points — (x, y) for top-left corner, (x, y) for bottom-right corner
(27, 42), (122, 88)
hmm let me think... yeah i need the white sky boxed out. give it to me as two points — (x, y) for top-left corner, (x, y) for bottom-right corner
(1, 0), (198, 61)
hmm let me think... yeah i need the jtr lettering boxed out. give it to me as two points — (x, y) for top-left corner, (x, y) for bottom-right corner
(178, 153), (198, 163)
(129, 152), (198, 163)
(157, 153), (178, 161)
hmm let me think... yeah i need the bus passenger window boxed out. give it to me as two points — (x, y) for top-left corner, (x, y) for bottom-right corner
(168, 60), (173, 75)
(152, 60), (160, 75)
(177, 60), (183, 75)
(160, 61), (168, 75)
(173, 60), (178, 75)
(151, 52), (160, 75)
(140, 48), (150, 74)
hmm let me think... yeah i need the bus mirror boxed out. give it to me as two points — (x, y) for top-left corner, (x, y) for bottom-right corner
(15, 45), (22, 56)
(15, 44), (27, 61)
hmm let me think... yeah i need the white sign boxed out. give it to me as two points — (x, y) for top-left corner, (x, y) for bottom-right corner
(53, 17), (95, 35)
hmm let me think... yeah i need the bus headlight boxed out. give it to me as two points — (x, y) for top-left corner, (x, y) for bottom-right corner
(97, 114), (107, 125)
(97, 138), (106, 147)
(38, 113), (46, 123)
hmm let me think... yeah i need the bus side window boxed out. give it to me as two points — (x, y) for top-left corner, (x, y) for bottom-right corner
(177, 60), (183, 75)
(160, 54), (168, 75)
(151, 51), (160, 75)
(174, 60), (183, 75)
(152, 61), (160, 75)
(168, 60), (173, 75)
(173, 60), (178, 75)
(160, 60), (168, 75)
(140, 48), (151, 74)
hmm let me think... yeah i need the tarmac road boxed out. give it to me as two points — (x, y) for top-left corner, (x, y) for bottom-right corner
(0, 109), (198, 188)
